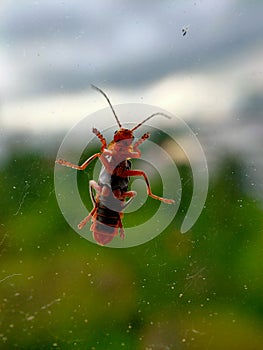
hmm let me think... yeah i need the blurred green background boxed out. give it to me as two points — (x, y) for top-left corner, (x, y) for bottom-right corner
(1, 140), (263, 349)
(1, 1), (263, 349)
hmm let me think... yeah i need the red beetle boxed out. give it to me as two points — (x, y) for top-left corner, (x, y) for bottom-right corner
(56, 85), (174, 245)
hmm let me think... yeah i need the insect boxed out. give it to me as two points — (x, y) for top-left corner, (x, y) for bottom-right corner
(56, 85), (174, 245)
(182, 25), (190, 36)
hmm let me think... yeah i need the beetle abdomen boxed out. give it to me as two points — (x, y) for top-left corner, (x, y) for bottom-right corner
(91, 221), (119, 245)
(96, 204), (120, 226)
(91, 203), (121, 245)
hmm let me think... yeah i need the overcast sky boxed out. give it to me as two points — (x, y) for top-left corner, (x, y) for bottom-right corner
(0, 0), (263, 132)
(0, 0), (263, 201)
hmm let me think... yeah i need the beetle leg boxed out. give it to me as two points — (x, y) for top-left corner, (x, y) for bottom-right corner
(56, 152), (101, 170)
(78, 181), (101, 230)
(129, 133), (150, 159)
(133, 132), (150, 152)
(89, 180), (101, 205)
(92, 128), (107, 152)
(122, 170), (175, 204)
(119, 218), (125, 239)
(78, 206), (96, 230)
(122, 191), (137, 209)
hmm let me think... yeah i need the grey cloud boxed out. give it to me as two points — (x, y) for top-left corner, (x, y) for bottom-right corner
(1, 0), (263, 99)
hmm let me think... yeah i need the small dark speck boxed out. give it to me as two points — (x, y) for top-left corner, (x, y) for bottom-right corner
(182, 25), (190, 36)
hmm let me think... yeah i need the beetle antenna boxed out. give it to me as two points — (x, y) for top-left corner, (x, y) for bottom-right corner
(91, 84), (122, 128)
(131, 112), (171, 132)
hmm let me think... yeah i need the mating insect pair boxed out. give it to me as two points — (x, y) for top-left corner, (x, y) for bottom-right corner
(56, 85), (174, 245)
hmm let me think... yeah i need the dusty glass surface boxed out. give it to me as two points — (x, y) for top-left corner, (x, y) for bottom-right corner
(1, 1), (263, 348)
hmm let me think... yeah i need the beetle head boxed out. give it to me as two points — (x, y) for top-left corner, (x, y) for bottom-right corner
(114, 128), (134, 143)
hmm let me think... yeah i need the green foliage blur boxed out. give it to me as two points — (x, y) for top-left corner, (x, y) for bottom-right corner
(1, 138), (263, 349)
